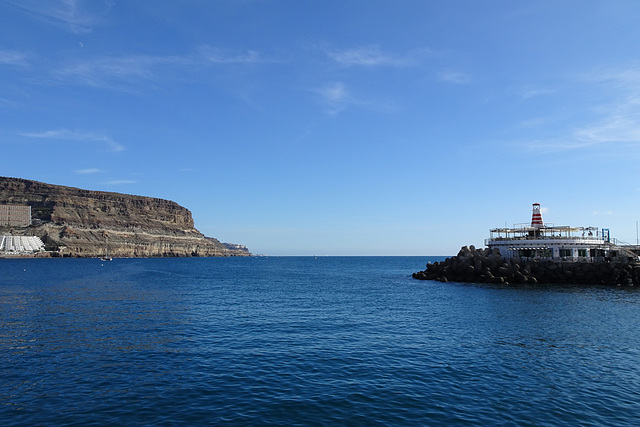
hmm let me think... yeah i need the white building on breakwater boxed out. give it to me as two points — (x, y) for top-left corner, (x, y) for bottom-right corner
(485, 203), (638, 262)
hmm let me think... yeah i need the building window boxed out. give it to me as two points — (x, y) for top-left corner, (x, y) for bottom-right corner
(578, 249), (587, 257)
(559, 248), (572, 257)
(538, 248), (552, 258)
(518, 249), (534, 257)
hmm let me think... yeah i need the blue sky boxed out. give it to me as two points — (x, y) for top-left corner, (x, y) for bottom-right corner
(2, 1), (640, 255)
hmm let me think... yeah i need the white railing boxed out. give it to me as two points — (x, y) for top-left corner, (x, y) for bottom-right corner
(486, 236), (606, 245)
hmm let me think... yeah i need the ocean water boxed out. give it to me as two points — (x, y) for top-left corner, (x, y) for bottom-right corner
(1, 256), (640, 426)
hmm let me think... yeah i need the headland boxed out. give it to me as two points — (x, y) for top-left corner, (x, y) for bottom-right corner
(0, 176), (250, 258)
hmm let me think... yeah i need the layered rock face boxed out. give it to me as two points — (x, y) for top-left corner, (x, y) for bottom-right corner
(0, 176), (250, 257)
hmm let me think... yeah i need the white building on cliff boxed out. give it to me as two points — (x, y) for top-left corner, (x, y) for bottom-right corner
(0, 204), (31, 227)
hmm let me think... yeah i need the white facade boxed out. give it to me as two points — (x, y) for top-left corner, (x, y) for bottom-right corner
(486, 228), (611, 261)
(485, 203), (637, 262)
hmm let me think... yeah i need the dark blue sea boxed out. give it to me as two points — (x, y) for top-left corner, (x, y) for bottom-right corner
(2, 256), (640, 426)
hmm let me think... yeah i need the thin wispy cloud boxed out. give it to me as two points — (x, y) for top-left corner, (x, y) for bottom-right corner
(19, 129), (125, 152)
(573, 111), (640, 146)
(572, 67), (640, 147)
(314, 82), (397, 115)
(520, 67), (640, 154)
(583, 67), (640, 90)
(316, 82), (351, 115)
(52, 47), (265, 88)
(7, 0), (114, 34)
(0, 50), (30, 68)
(55, 55), (169, 87)
(196, 46), (263, 65)
(319, 82), (348, 103)
(48, 44), (420, 91)
(519, 85), (554, 99)
(75, 168), (102, 174)
(327, 46), (414, 67)
(525, 114), (640, 153)
(438, 70), (471, 84)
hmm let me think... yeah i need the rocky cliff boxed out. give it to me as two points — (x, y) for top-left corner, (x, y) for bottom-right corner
(0, 176), (250, 258)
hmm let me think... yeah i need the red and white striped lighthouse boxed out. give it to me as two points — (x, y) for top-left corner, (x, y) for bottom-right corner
(531, 203), (544, 228)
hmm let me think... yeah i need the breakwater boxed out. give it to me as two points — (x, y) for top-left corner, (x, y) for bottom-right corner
(413, 245), (640, 286)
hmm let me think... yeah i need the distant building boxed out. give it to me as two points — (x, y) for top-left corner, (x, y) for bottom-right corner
(0, 205), (32, 227)
(0, 235), (45, 253)
(223, 243), (249, 251)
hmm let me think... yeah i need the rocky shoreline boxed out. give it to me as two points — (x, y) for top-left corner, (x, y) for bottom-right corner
(413, 245), (640, 287)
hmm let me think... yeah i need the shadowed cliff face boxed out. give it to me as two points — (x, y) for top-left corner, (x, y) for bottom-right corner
(0, 176), (250, 257)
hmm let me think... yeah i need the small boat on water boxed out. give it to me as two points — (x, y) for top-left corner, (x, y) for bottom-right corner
(486, 203), (639, 262)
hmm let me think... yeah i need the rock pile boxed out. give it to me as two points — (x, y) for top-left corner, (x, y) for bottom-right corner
(413, 245), (640, 286)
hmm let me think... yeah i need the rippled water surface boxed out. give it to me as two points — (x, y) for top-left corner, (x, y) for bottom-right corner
(2, 256), (640, 425)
